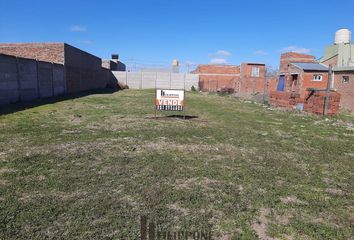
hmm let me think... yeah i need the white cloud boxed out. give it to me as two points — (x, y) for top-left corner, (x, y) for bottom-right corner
(215, 50), (231, 57)
(254, 50), (267, 56)
(210, 58), (228, 64)
(70, 25), (87, 32)
(208, 50), (231, 64)
(280, 46), (311, 54)
(209, 50), (231, 58)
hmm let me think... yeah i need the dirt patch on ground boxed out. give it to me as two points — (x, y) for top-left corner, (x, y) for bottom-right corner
(0, 167), (16, 174)
(325, 188), (344, 196)
(69, 114), (85, 124)
(251, 208), (274, 240)
(275, 213), (291, 225)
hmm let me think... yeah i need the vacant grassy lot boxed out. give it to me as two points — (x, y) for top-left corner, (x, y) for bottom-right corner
(0, 89), (353, 239)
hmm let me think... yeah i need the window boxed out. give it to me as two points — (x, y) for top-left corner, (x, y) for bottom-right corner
(342, 76), (349, 83)
(251, 67), (260, 77)
(312, 75), (323, 81)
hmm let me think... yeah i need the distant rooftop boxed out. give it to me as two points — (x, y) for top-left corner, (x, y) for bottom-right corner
(291, 62), (328, 71)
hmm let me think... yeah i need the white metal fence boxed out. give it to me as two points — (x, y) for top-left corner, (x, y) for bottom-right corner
(112, 71), (199, 90)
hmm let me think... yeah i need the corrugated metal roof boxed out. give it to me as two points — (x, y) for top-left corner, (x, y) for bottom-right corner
(291, 62), (328, 71)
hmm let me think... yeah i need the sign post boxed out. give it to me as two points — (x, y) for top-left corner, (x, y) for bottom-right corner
(155, 89), (185, 119)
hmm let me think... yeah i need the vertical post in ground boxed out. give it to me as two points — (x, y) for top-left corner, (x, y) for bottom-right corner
(324, 65), (332, 115)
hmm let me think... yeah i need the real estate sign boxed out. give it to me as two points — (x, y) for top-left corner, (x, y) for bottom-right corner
(155, 89), (185, 111)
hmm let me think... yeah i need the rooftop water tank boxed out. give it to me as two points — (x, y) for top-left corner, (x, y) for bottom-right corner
(172, 59), (179, 66)
(334, 28), (352, 44)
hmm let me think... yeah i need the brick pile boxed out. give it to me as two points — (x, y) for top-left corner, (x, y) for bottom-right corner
(304, 91), (341, 115)
(269, 91), (302, 108)
(269, 90), (341, 115)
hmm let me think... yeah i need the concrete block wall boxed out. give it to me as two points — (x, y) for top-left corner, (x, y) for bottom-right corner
(38, 61), (54, 98)
(0, 54), (65, 106)
(64, 44), (109, 93)
(18, 58), (38, 100)
(0, 55), (19, 105)
(53, 64), (65, 96)
(0, 43), (111, 96)
(111, 71), (199, 90)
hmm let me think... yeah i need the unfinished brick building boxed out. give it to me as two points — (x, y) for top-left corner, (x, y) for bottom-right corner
(269, 52), (340, 115)
(238, 63), (267, 93)
(193, 64), (240, 92)
(0, 43), (111, 94)
(193, 63), (269, 94)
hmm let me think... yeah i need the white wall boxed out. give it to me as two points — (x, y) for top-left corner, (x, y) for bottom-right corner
(112, 71), (199, 90)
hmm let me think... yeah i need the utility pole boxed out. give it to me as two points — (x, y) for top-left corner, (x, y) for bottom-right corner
(324, 64), (332, 115)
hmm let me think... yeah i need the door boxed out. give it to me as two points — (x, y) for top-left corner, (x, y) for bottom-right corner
(277, 75), (285, 91)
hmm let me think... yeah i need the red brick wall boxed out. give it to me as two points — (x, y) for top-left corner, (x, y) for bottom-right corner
(333, 72), (354, 111)
(303, 91), (341, 115)
(193, 65), (240, 92)
(0, 43), (65, 64)
(238, 63), (266, 93)
(194, 65), (240, 74)
(194, 64), (267, 93)
(269, 90), (340, 115)
(300, 72), (329, 97)
(266, 76), (277, 93)
(278, 64), (329, 98)
(280, 52), (315, 73)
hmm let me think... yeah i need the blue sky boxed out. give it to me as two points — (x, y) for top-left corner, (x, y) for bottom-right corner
(1, 0), (354, 71)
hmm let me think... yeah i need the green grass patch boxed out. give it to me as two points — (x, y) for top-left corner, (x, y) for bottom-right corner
(0, 89), (353, 239)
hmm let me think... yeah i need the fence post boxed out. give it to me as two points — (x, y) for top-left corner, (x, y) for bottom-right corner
(140, 72), (143, 89)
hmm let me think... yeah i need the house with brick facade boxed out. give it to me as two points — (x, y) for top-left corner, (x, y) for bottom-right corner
(277, 58), (329, 98)
(269, 52), (341, 115)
